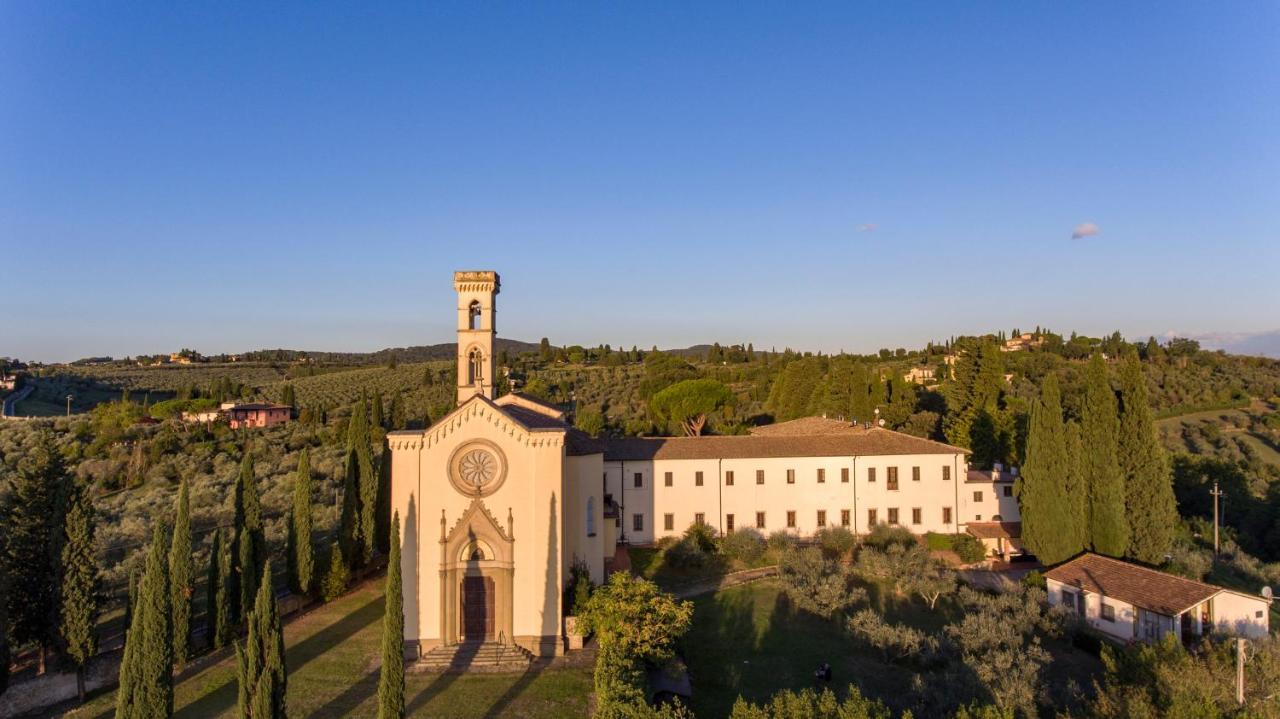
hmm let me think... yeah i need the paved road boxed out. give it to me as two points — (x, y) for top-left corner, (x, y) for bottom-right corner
(1, 384), (34, 417)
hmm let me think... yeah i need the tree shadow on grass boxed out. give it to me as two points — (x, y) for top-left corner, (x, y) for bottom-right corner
(481, 661), (547, 718)
(306, 666), (380, 718)
(172, 594), (384, 718)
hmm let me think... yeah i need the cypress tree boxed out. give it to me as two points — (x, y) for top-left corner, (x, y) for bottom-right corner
(0, 431), (65, 675)
(378, 514), (404, 719)
(115, 523), (173, 719)
(288, 449), (316, 595)
(375, 443), (392, 556)
(169, 479), (193, 666)
(214, 530), (234, 649)
(206, 528), (224, 650)
(234, 452), (265, 622)
(1118, 352), (1178, 563)
(1063, 420), (1089, 556)
(1016, 375), (1077, 564)
(60, 478), (98, 702)
(236, 561), (287, 718)
(1082, 353), (1129, 557)
(371, 393), (385, 430)
(340, 403), (376, 568)
(388, 391), (406, 430)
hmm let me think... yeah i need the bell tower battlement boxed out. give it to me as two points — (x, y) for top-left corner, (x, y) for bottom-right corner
(454, 270), (500, 405)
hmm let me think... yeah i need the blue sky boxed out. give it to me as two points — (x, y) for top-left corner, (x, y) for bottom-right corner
(3, 2), (1278, 362)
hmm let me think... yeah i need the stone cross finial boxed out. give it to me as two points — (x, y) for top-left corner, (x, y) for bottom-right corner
(440, 508), (447, 543)
(508, 508), (515, 540)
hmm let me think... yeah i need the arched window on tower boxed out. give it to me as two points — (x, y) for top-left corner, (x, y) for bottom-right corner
(469, 348), (484, 386)
(468, 300), (481, 330)
(587, 497), (596, 537)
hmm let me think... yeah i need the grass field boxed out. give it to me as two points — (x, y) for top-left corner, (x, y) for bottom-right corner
(61, 582), (593, 719)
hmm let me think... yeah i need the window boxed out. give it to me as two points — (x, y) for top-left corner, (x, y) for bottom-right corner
(664, 472), (672, 487)
(942, 466), (951, 481)
(841, 467), (849, 483)
(912, 466), (921, 482)
(912, 508), (922, 525)
(868, 467), (876, 483)
(725, 470), (735, 486)
(942, 507), (952, 524)
(817, 510), (826, 527)
(633, 514), (644, 532)
(867, 509), (878, 526)
(634, 472), (643, 488)
(756, 469), (765, 485)
(756, 512), (766, 529)
(663, 514), (674, 531)
(841, 509), (851, 527)
(973, 491), (983, 502)
(468, 348), (484, 385)
(695, 471), (704, 487)
(974, 514), (982, 521)
(1003, 486), (1013, 497)
(1101, 604), (1116, 622)
(587, 497), (596, 537)
(887, 467), (899, 490)
(786, 469), (796, 484)
(467, 300), (481, 330)
(817, 468), (826, 483)
(726, 514), (735, 532)
(1257, 610), (1265, 619)
(695, 512), (705, 525)
(888, 508), (899, 524)
(786, 511), (796, 528)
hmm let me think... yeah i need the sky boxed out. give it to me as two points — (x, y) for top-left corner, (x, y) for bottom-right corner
(3, 2), (1278, 362)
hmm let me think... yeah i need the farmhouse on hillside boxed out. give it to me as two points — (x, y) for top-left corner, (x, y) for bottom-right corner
(1045, 553), (1272, 643)
(387, 270), (1020, 665)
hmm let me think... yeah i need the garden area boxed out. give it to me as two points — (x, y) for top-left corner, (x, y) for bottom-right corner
(58, 581), (594, 719)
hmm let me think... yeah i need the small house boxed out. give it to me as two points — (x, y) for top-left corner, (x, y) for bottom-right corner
(226, 402), (292, 429)
(1045, 553), (1271, 643)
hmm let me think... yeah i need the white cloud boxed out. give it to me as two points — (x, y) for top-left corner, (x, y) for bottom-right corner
(1071, 222), (1100, 239)
(856, 223), (877, 233)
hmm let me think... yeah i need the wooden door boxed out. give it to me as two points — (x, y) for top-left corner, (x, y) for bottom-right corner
(462, 576), (494, 641)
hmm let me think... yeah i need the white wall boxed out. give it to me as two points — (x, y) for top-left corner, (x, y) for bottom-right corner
(1047, 579), (1138, 642)
(960, 479), (1020, 524)
(1211, 591), (1272, 639)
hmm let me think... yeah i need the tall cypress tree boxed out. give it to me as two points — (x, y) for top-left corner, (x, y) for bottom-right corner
(340, 402), (376, 568)
(115, 523), (173, 719)
(378, 514), (405, 719)
(169, 479), (193, 666)
(1118, 352), (1178, 563)
(60, 478), (98, 702)
(1082, 353), (1129, 556)
(0, 431), (65, 675)
(234, 451), (265, 622)
(375, 443), (392, 556)
(213, 529), (234, 650)
(237, 561), (287, 718)
(1016, 374), (1078, 564)
(1063, 419), (1089, 555)
(371, 393), (385, 430)
(206, 528), (224, 650)
(288, 449), (316, 595)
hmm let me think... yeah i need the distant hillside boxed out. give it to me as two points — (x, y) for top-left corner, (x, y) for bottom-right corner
(239, 338), (542, 364)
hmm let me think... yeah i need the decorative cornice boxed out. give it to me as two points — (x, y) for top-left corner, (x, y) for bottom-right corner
(441, 498), (513, 545)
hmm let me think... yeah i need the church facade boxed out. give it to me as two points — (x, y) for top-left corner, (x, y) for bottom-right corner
(389, 270), (1007, 660)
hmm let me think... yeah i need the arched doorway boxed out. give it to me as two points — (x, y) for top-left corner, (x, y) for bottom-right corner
(441, 500), (514, 645)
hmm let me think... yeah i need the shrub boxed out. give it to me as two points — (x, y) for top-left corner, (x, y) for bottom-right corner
(320, 544), (350, 602)
(719, 528), (766, 564)
(564, 558), (594, 615)
(682, 522), (718, 553)
(862, 524), (916, 551)
(766, 531), (795, 553)
(814, 526), (857, 559)
(847, 608), (937, 663)
(779, 547), (864, 619)
(663, 535), (712, 570)
(924, 531), (954, 551)
(1021, 570), (1046, 590)
(951, 534), (987, 564)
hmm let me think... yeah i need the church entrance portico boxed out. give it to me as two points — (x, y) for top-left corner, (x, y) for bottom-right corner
(440, 499), (515, 647)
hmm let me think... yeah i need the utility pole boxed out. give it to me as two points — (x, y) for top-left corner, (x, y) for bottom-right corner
(1210, 480), (1224, 555)
(65, 394), (74, 417)
(1236, 637), (1246, 706)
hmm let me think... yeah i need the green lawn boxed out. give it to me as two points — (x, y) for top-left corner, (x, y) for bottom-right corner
(63, 582), (593, 718)
(680, 579), (1101, 718)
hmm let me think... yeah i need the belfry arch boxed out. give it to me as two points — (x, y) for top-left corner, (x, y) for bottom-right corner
(440, 499), (514, 645)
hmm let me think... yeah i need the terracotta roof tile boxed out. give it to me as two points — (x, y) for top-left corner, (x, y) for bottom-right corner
(602, 426), (966, 461)
(966, 521), (1021, 539)
(1044, 553), (1220, 616)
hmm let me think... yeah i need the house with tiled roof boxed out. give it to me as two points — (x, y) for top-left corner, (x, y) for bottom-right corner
(1045, 553), (1272, 643)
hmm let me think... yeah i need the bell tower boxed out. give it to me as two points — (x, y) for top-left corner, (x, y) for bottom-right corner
(454, 270), (500, 405)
